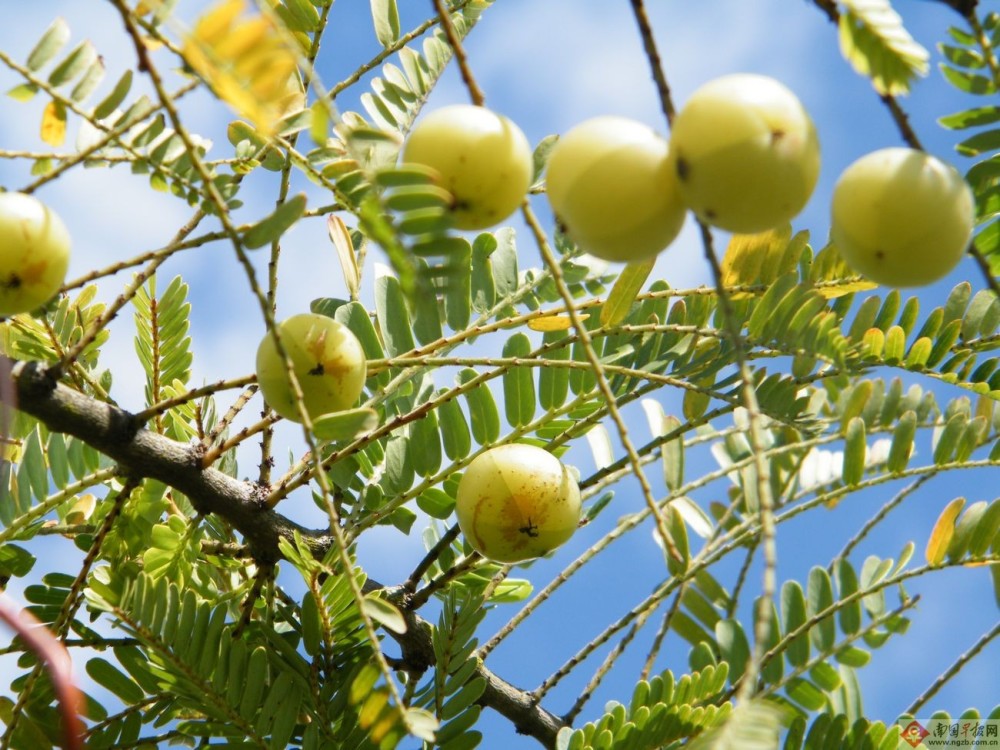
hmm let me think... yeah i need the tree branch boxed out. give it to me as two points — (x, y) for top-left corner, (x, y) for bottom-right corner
(9, 358), (324, 565)
(5, 357), (566, 747)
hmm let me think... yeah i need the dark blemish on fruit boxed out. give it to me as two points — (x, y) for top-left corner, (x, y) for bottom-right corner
(705, 208), (717, 219)
(308, 363), (325, 376)
(0, 274), (22, 291)
(676, 155), (690, 181)
(519, 518), (540, 538)
(770, 129), (785, 145)
(875, 250), (885, 260)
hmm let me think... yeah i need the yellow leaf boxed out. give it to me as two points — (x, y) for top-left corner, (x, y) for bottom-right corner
(183, 0), (300, 136)
(809, 241), (878, 298)
(721, 223), (799, 299)
(815, 278), (881, 299)
(194, 0), (244, 43)
(926, 497), (966, 567)
(528, 314), (587, 332)
(40, 99), (67, 146)
(64, 493), (97, 526)
(135, 0), (164, 16)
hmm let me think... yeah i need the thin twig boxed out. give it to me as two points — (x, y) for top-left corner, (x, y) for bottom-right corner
(403, 524), (462, 593)
(524, 203), (683, 565)
(907, 619), (1000, 715)
(431, 0), (485, 106)
(631, 0), (781, 699)
(833, 475), (931, 564)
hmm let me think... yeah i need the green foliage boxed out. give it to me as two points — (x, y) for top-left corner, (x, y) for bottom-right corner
(939, 10), (1000, 272)
(133, 275), (192, 415)
(410, 589), (488, 749)
(555, 665), (733, 750)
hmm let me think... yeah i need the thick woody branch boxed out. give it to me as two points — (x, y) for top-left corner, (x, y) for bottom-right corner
(6, 357), (566, 748)
(9, 358), (328, 564)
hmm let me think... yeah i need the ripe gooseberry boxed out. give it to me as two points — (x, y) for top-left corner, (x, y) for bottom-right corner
(0, 192), (71, 316)
(401, 104), (533, 231)
(255, 313), (367, 423)
(830, 147), (974, 287)
(455, 443), (581, 563)
(668, 73), (820, 234)
(545, 116), (687, 262)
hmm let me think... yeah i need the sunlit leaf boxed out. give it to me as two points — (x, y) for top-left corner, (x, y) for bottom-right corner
(721, 224), (801, 298)
(26, 18), (71, 72)
(926, 496), (965, 566)
(602, 259), (654, 325)
(362, 593), (406, 634)
(40, 99), (67, 145)
(328, 215), (360, 300)
(183, 0), (302, 136)
(838, 0), (929, 96)
(370, 0), (400, 47)
(528, 314), (579, 332)
(810, 242), (878, 297)
(47, 40), (97, 88)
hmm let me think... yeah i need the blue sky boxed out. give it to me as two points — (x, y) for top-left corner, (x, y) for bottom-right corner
(0, 1), (998, 748)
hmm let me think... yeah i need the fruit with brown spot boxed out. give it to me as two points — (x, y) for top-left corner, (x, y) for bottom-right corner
(0, 192), (71, 316)
(831, 147), (974, 287)
(668, 74), (820, 234)
(455, 443), (581, 563)
(402, 104), (533, 230)
(256, 313), (367, 423)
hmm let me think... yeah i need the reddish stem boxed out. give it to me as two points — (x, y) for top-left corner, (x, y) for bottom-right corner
(0, 595), (84, 750)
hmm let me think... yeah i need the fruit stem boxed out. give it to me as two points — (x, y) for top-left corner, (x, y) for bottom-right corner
(628, 0), (676, 125)
(431, 0), (486, 106)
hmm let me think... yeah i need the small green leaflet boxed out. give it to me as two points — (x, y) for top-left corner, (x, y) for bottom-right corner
(601, 258), (654, 327)
(312, 407), (379, 442)
(370, 0), (400, 47)
(362, 592), (407, 634)
(242, 193), (307, 249)
(26, 18), (70, 72)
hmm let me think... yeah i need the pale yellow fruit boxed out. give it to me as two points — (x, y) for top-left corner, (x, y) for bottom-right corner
(668, 74), (820, 234)
(455, 444), (581, 563)
(256, 313), (367, 423)
(401, 104), (533, 230)
(831, 148), (974, 287)
(545, 116), (687, 262)
(0, 192), (71, 316)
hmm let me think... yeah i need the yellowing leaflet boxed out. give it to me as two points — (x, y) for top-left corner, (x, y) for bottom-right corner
(183, 0), (302, 136)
